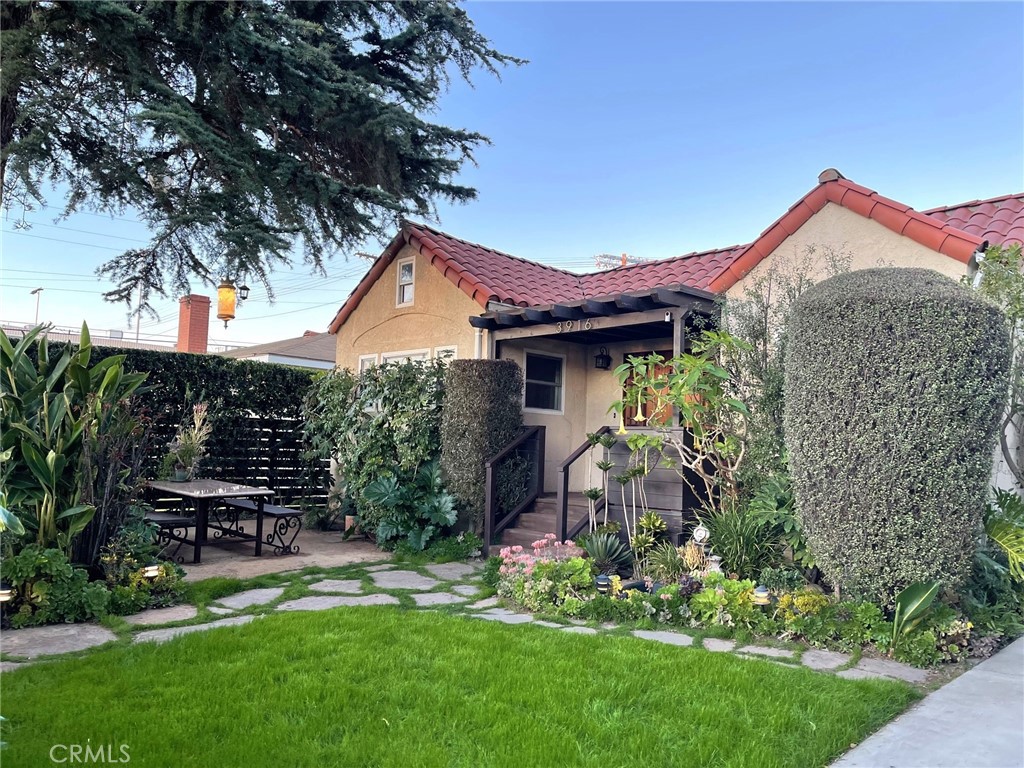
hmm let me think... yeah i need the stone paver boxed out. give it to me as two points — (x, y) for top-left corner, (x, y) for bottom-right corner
(276, 594), (398, 611)
(474, 608), (534, 625)
(370, 570), (440, 591)
(852, 656), (930, 684)
(833, 637), (1024, 768)
(600, 622), (618, 630)
(451, 584), (480, 597)
(134, 616), (254, 644)
(215, 587), (285, 610)
(308, 579), (363, 594)
(124, 604), (199, 626)
(2, 624), (117, 659)
(562, 626), (598, 635)
(533, 620), (563, 628)
(802, 649), (851, 671)
(703, 638), (736, 653)
(208, 606), (234, 616)
(468, 596), (499, 610)
(424, 562), (479, 580)
(837, 668), (879, 681)
(412, 592), (466, 607)
(632, 630), (694, 647)
(364, 564), (394, 572)
(738, 645), (795, 659)
(1, 661), (26, 673)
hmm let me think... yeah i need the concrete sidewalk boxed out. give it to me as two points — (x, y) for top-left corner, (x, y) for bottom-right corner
(833, 636), (1024, 768)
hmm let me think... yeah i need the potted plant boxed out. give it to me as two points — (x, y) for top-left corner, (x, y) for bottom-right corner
(161, 403), (211, 481)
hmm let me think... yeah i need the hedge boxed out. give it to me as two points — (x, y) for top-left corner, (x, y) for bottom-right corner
(440, 360), (524, 532)
(784, 268), (1010, 604)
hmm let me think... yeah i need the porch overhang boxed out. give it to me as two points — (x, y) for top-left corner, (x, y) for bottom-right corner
(469, 284), (719, 345)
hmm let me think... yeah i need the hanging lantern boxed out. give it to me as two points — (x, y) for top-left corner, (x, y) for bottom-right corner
(217, 279), (237, 328)
(594, 347), (612, 370)
(237, 284), (250, 302)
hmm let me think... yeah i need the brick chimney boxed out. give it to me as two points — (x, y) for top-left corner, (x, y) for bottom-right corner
(176, 295), (210, 353)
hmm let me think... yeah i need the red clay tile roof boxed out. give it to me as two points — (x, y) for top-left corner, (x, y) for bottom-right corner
(923, 193), (1024, 246)
(328, 170), (1022, 333)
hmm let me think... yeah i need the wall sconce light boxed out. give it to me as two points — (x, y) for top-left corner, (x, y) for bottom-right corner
(664, 311), (672, 323)
(217, 279), (237, 328)
(594, 347), (612, 370)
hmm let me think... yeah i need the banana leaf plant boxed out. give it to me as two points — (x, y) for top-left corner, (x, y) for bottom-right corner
(0, 323), (146, 554)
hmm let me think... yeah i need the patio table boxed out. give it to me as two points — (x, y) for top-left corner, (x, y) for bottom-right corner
(146, 479), (274, 564)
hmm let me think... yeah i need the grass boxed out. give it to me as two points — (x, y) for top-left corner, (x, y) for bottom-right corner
(1, 607), (917, 768)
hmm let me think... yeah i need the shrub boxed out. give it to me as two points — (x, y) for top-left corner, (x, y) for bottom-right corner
(785, 269), (1011, 604)
(362, 459), (456, 551)
(440, 360), (524, 532)
(700, 504), (781, 579)
(0, 545), (110, 628)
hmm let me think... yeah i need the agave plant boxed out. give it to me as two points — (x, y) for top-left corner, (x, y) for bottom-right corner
(579, 531), (632, 575)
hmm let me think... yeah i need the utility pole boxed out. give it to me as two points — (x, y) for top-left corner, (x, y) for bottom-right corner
(30, 287), (43, 324)
(135, 283), (142, 344)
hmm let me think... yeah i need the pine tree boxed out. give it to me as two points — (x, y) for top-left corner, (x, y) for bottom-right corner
(0, 1), (521, 309)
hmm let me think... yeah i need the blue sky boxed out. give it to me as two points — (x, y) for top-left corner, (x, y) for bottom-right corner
(1, 1), (1021, 348)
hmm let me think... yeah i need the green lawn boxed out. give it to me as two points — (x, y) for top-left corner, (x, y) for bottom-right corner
(1, 607), (916, 768)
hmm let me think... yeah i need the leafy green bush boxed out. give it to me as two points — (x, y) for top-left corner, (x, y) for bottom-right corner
(363, 459), (457, 551)
(304, 360), (446, 532)
(393, 532), (483, 563)
(439, 360), (523, 532)
(689, 573), (756, 627)
(785, 269), (1011, 604)
(700, 504), (781, 579)
(0, 545), (110, 627)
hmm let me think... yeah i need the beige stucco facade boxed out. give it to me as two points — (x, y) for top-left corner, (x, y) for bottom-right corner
(725, 202), (967, 299)
(334, 244), (483, 371)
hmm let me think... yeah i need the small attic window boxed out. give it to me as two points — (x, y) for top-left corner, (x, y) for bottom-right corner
(396, 257), (414, 306)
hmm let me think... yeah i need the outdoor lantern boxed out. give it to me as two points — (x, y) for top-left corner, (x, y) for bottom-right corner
(707, 555), (723, 574)
(0, 583), (13, 603)
(753, 586), (771, 606)
(596, 574), (610, 594)
(217, 279), (237, 328)
(237, 283), (250, 302)
(594, 347), (612, 370)
(142, 563), (161, 579)
(692, 524), (710, 545)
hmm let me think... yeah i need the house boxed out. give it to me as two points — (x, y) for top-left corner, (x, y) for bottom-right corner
(220, 331), (336, 370)
(328, 169), (1024, 543)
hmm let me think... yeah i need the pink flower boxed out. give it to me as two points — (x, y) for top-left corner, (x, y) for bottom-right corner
(512, 545), (523, 553)
(660, 593), (672, 601)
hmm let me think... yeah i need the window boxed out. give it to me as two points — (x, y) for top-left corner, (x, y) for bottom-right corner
(381, 349), (429, 364)
(357, 354), (377, 373)
(434, 346), (457, 361)
(524, 352), (563, 412)
(396, 257), (414, 306)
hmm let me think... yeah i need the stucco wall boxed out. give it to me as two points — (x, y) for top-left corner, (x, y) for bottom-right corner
(334, 244), (482, 370)
(725, 202), (967, 300)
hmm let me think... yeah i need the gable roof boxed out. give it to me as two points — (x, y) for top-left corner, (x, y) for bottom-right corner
(328, 170), (1023, 333)
(220, 332), (335, 363)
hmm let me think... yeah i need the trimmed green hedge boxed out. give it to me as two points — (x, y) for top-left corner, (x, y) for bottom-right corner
(784, 268), (1010, 604)
(440, 360), (523, 532)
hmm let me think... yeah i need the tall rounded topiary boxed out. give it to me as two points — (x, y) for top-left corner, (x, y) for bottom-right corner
(784, 268), (1010, 604)
(440, 360), (524, 533)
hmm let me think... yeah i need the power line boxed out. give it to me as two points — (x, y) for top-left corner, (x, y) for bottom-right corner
(11, 220), (150, 244)
(1, 230), (124, 251)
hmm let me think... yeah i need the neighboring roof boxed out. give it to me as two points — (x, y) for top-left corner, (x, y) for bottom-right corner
(220, 332), (335, 363)
(328, 170), (1023, 333)
(923, 193), (1024, 246)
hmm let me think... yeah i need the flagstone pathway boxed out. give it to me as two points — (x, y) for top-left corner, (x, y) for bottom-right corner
(0, 561), (931, 685)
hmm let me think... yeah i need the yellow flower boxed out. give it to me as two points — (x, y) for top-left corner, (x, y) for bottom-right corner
(617, 410), (627, 435)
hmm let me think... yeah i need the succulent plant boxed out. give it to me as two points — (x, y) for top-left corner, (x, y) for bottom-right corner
(647, 542), (686, 583)
(638, 511), (668, 538)
(678, 574), (704, 598)
(580, 531), (633, 575)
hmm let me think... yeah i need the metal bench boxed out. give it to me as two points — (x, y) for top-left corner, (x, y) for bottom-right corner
(222, 499), (302, 556)
(145, 511), (196, 563)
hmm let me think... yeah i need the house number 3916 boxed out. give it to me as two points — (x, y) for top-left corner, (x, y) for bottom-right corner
(554, 320), (593, 332)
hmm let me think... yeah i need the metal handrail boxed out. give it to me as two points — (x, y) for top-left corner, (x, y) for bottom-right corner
(556, 425), (613, 541)
(483, 425), (546, 555)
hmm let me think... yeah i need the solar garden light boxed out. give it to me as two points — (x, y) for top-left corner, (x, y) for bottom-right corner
(142, 563), (161, 579)
(0, 583), (14, 603)
(752, 586), (771, 606)
(596, 574), (611, 594)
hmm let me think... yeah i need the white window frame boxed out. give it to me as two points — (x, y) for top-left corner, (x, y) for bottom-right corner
(433, 345), (458, 360)
(396, 256), (415, 307)
(522, 349), (565, 415)
(381, 348), (430, 364)
(357, 354), (378, 373)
